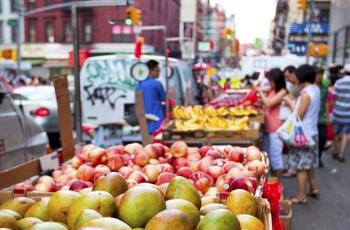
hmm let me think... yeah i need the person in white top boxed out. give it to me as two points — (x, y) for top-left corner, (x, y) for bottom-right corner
(283, 64), (321, 204)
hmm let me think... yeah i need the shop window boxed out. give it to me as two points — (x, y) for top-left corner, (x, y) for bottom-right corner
(64, 21), (73, 43)
(46, 22), (54, 43)
(27, 2), (35, 10)
(10, 0), (17, 13)
(29, 22), (37, 43)
(0, 21), (3, 43)
(11, 27), (17, 43)
(83, 21), (92, 43)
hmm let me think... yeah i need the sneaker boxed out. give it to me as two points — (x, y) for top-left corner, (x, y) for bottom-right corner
(338, 155), (345, 162)
(332, 152), (339, 160)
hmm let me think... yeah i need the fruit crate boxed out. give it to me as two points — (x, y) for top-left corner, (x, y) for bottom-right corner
(218, 193), (272, 230)
(205, 121), (261, 140)
(162, 120), (206, 141)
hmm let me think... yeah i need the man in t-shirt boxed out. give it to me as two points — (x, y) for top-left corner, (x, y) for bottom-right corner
(331, 64), (350, 162)
(283, 65), (300, 98)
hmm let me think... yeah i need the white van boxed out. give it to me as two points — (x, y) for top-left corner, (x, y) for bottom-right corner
(79, 54), (198, 126)
(0, 81), (49, 171)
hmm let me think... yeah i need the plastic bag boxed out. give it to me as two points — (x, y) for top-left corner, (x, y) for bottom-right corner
(263, 182), (285, 230)
(293, 114), (315, 147)
(276, 111), (297, 145)
(327, 123), (334, 140)
(238, 87), (258, 106)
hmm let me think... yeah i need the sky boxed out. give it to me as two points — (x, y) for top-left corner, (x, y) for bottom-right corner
(211, 0), (277, 44)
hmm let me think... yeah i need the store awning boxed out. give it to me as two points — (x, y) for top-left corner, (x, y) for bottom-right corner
(42, 60), (69, 68)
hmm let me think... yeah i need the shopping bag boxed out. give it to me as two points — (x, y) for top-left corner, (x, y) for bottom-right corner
(327, 124), (334, 140)
(278, 102), (292, 121)
(293, 115), (315, 147)
(276, 111), (297, 145)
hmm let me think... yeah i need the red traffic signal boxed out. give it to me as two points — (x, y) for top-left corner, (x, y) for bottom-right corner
(134, 41), (143, 58)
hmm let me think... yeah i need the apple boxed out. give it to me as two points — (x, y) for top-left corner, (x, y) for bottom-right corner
(170, 141), (188, 158)
(172, 157), (188, 172)
(156, 172), (176, 185)
(85, 181), (94, 187)
(56, 174), (73, 185)
(144, 144), (160, 159)
(130, 148), (150, 167)
(34, 181), (57, 192)
(215, 174), (234, 192)
(247, 160), (265, 178)
(199, 145), (214, 158)
(229, 176), (255, 193)
(206, 149), (223, 160)
(65, 167), (78, 179)
(69, 180), (88, 192)
(213, 158), (226, 167)
(227, 167), (245, 179)
(186, 150), (202, 161)
(204, 187), (219, 197)
(67, 179), (78, 186)
(106, 154), (125, 172)
(142, 164), (161, 183)
(153, 143), (166, 157)
(123, 154), (133, 167)
(71, 154), (86, 169)
(51, 170), (64, 182)
(132, 164), (142, 171)
(106, 145), (124, 158)
(128, 171), (148, 183)
(149, 158), (160, 165)
(114, 193), (124, 207)
(206, 165), (225, 181)
(189, 172), (214, 193)
(197, 157), (214, 172)
(88, 147), (108, 166)
(60, 164), (73, 173)
(158, 182), (169, 196)
(13, 182), (34, 191)
(187, 159), (199, 172)
(81, 144), (97, 159)
(55, 183), (65, 191)
(76, 164), (95, 182)
(222, 161), (238, 173)
(124, 142), (143, 155)
(118, 166), (134, 179)
(222, 145), (233, 158)
(93, 164), (112, 181)
(245, 147), (262, 162)
(37, 175), (55, 184)
(228, 147), (245, 163)
(158, 163), (174, 173)
(247, 177), (258, 191)
(126, 179), (138, 189)
(242, 170), (256, 178)
(176, 166), (194, 179)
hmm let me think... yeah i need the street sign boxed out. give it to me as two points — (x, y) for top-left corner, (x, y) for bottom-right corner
(7, 19), (18, 28)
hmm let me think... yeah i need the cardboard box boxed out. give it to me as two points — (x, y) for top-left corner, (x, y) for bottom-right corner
(218, 192), (272, 230)
(280, 200), (292, 230)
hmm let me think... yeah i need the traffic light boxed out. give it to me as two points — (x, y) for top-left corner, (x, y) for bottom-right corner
(316, 44), (328, 57)
(308, 43), (315, 56)
(223, 28), (233, 40)
(297, 0), (307, 12)
(125, 7), (133, 25)
(134, 38), (144, 58)
(131, 8), (142, 26)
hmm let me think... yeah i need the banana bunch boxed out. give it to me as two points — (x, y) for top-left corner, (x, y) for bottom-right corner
(172, 106), (192, 119)
(191, 105), (206, 117)
(217, 107), (230, 117)
(203, 117), (228, 130)
(227, 116), (250, 131)
(203, 106), (217, 117)
(229, 107), (258, 116)
(174, 117), (203, 131)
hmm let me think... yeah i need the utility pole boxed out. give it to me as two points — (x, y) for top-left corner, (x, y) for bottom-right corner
(17, 0), (25, 75)
(306, 0), (315, 64)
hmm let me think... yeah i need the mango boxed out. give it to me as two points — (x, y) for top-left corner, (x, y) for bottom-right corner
(196, 209), (240, 230)
(166, 199), (201, 228)
(92, 172), (128, 197)
(237, 214), (264, 230)
(24, 197), (51, 221)
(0, 211), (18, 230)
(0, 197), (36, 217)
(226, 189), (256, 216)
(17, 217), (43, 230)
(81, 217), (132, 230)
(26, 222), (68, 230)
(145, 209), (193, 230)
(199, 203), (228, 216)
(72, 209), (103, 230)
(48, 190), (81, 224)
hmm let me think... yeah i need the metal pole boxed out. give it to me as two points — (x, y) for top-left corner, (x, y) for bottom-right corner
(17, 3), (25, 75)
(164, 28), (169, 120)
(71, 3), (82, 143)
(306, 0), (315, 64)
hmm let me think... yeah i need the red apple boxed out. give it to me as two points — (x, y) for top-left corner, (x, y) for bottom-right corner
(228, 147), (245, 163)
(158, 182), (169, 196)
(156, 172), (176, 185)
(197, 157), (214, 172)
(206, 149), (224, 160)
(106, 145), (124, 158)
(107, 154), (125, 172)
(206, 165), (225, 181)
(172, 157), (188, 172)
(60, 164), (72, 173)
(128, 171), (148, 183)
(176, 166), (194, 179)
(242, 170), (256, 178)
(81, 144), (97, 159)
(37, 175), (54, 184)
(142, 164), (161, 183)
(118, 166), (134, 179)
(247, 160), (265, 178)
(64, 167), (78, 179)
(132, 164), (142, 171)
(215, 174), (234, 192)
(158, 163), (174, 173)
(55, 183), (65, 191)
(56, 174), (73, 185)
(227, 167), (245, 179)
(245, 147), (262, 162)
(189, 172), (214, 193)
(170, 141), (188, 158)
(153, 143), (166, 157)
(34, 181), (57, 192)
(51, 170), (64, 182)
(229, 176), (255, 193)
(247, 177), (258, 191)
(213, 159), (226, 167)
(144, 144), (160, 159)
(85, 181), (94, 187)
(130, 148), (150, 167)
(187, 159), (199, 172)
(76, 164), (95, 182)
(149, 159), (160, 165)
(93, 164), (111, 181)
(222, 145), (233, 158)
(88, 147), (107, 166)
(69, 180), (88, 192)
(223, 161), (238, 173)
(71, 154), (86, 169)
(199, 145), (214, 158)
(186, 150), (202, 161)
(67, 179), (78, 186)
(124, 143), (143, 155)
(13, 182), (34, 191)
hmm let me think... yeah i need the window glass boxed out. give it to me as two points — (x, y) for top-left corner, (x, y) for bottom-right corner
(64, 21), (73, 43)
(29, 22), (36, 42)
(11, 27), (17, 43)
(84, 21), (92, 42)
(46, 22), (54, 42)
(10, 0), (17, 13)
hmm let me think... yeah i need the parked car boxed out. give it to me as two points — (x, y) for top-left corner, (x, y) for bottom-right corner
(0, 81), (48, 171)
(11, 86), (75, 148)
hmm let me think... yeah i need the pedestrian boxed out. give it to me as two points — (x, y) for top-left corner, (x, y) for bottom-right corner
(331, 63), (350, 162)
(258, 68), (288, 181)
(283, 64), (320, 204)
(207, 75), (223, 102)
(314, 68), (329, 168)
(135, 60), (166, 135)
(196, 75), (209, 105)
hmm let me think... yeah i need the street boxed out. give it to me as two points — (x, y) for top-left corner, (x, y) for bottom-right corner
(281, 144), (350, 229)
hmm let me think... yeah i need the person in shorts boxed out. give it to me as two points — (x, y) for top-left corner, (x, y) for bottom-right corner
(331, 64), (350, 162)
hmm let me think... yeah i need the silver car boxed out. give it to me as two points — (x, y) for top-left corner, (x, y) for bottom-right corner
(12, 86), (75, 148)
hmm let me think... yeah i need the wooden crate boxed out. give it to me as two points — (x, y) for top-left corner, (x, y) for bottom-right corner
(162, 120), (205, 141)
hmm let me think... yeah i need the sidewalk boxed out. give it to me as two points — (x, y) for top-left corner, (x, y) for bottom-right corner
(281, 146), (350, 229)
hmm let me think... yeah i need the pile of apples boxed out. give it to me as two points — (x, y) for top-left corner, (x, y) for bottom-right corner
(13, 141), (267, 196)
